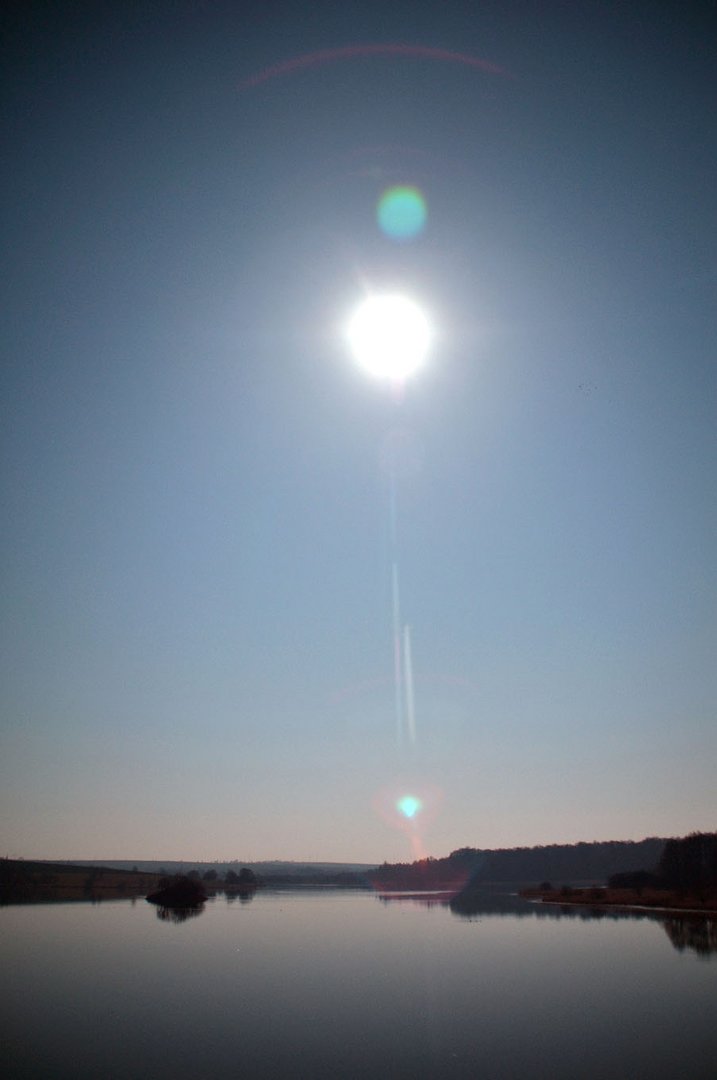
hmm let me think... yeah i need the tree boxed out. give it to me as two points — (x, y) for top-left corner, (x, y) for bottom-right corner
(659, 832), (717, 892)
(203, 869), (218, 882)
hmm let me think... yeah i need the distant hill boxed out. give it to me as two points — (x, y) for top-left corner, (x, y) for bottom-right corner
(48, 841), (674, 889)
(0, 858), (160, 900)
(370, 837), (669, 890)
(49, 859), (379, 881)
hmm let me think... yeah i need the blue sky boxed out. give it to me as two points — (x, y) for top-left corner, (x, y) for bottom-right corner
(1, 1), (714, 862)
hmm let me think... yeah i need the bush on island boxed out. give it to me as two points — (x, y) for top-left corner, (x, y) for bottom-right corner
(146, 875), (206, 907)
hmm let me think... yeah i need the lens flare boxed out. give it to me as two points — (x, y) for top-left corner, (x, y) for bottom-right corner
(397, 794), (422, 819)
(242, 44), (508, 88)
(377, 186), (427, 240)
(373, 782), (443, 862)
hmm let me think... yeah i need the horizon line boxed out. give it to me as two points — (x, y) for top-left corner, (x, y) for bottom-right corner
(10, 831), (699, 866)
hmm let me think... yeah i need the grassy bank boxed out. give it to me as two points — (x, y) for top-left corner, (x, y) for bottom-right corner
(521, 884), (717, 914)
(0, 858), (161, 901)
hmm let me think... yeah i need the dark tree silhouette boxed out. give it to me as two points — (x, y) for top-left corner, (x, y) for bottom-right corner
(367, 838), (667, 890)
(658, 832), (717, 892)
(147, 875), (206, 908)
(608, 870), (659, 892)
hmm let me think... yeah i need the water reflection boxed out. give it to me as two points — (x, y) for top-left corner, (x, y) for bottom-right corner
(377, 889), (717, 957)
(225, 889), (255, 905)
(155, 903), (205, 924)
(662, 915), (717, 958)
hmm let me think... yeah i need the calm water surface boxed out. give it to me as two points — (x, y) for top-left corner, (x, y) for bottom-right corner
(2, 889), (716, 1079)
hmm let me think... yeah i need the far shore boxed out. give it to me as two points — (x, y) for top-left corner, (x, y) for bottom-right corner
(0, 858), (366, 903)
(520, 885), (717, 916)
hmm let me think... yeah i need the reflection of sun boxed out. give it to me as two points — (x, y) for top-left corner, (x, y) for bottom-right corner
(347, 295), (431, 382)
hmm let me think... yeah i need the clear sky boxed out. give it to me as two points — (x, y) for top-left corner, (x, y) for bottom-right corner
(2, 0), (715, 863)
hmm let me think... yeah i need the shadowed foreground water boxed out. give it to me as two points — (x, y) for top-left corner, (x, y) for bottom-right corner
(2, 889), (716, 1079)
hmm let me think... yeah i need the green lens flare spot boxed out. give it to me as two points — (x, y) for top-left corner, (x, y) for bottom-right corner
(377, 186), (427, 240)
(397, 795), (422, 819)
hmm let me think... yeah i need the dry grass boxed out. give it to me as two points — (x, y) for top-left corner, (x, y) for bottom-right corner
(1, 858), (161, 900)
(521, 884), (717, 914)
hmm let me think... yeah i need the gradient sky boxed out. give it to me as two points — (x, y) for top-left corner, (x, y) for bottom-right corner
(2, 0), (715, 863)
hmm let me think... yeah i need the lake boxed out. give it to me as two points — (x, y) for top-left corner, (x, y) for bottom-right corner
(2, 889), (716, 1078)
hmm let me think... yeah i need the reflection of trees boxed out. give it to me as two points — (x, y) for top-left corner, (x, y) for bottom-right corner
(377, 889), (568, 919)
(446, 891), (630, 921)
(225, 889), (255, 906)
(155, 903), (205, 924)
(378, 888), (717, 958)
(377, 893), (449, 911)
(661, 916), (717, 957)
(449, 891), (547, 919)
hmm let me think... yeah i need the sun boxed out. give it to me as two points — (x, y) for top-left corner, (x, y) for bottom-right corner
(396, 794), (422, 819)
(346, 294), (431, 382)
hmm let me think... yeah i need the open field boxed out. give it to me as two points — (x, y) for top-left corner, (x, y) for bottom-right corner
(0, 858), (161, 902)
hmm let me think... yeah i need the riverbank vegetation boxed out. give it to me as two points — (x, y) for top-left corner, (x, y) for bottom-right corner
(521, 832), (717, 913)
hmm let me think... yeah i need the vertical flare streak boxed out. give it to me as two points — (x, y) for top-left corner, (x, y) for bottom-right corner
(403, 624), (416, 745)
(389, 464), (404, 746)
(392, 562), (404, 747)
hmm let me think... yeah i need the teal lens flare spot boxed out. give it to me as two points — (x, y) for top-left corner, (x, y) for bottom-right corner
(397, 795), (422, 819)
(377, 186), (427, 240)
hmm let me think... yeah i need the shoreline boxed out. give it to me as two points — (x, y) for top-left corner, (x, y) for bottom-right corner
(520, 886), (717, 916)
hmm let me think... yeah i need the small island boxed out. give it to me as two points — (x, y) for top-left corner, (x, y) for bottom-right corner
(146, 867), (259, 908)
(146, 875), (207, 908)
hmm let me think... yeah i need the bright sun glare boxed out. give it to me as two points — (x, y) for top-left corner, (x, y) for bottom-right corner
(347, 294), (431, 382)
(397, 795), (422, 819)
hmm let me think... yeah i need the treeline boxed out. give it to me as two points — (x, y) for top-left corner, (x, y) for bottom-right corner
(179, 867), (258, 887)
(609, 832), (717, 892)
(156, 866), (369, 888)
(369, 837), (667, 889)
(171, 867), (366, 888)
(257, 871), (368, 887)
(12, 858), (373, 891)
(54, 859), (377, 879)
